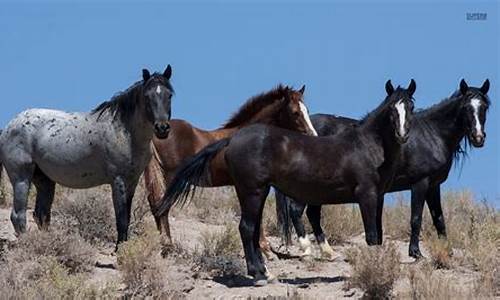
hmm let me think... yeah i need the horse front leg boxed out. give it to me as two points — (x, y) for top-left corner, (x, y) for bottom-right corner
(356, 185), (378, 246)
(409, 178), (429, 258)
(426, 185), (446, 238)
(112, 176), (135, 250)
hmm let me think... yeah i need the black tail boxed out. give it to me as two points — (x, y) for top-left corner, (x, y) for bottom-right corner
(275, 189), (292, 245)
(154, 138), (231, 217)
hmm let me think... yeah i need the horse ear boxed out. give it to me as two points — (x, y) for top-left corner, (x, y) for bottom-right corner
(142, 69), (151, 82)
(407, 79), (416, 97)
(299, 85), (306, 95)
(385, 80), (394, 96)
(480, 79), (490, 94)
(163, 65), (172, 80)
(460, 79), (469, 95)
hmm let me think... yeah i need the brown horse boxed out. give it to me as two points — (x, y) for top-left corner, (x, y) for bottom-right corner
(144, 84), (317, 257)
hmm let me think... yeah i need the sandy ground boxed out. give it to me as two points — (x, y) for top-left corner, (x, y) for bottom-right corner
(0, 207), (481, 299)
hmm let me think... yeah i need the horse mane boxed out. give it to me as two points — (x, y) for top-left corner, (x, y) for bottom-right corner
(359, 87), (405, 124)
(91, 74), (173, 122)
(221, 84), (290, 128)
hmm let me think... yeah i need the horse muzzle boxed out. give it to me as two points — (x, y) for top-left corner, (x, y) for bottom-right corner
(154, 122), (170, 139)
(470, 132), (485, 148)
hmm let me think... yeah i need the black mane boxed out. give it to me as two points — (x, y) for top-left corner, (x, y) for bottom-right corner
(221, 84), (290, 128)
(92, 74), (173, 122)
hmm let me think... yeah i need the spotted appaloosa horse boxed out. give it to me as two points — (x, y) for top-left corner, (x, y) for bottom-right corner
(0, 66), (174, 249)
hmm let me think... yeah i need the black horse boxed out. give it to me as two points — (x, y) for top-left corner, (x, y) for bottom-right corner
(276, 79), (490, 259)
(156, 80), (416, 285)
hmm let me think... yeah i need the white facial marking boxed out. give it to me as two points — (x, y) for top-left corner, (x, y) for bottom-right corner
(395, 99), (406, 137)
(299, 101), (318, 136)
(470, 98), (482, 135)
(156, 85), (161, 95)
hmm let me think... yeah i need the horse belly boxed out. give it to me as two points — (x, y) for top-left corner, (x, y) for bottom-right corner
(34, 133), (110, 188)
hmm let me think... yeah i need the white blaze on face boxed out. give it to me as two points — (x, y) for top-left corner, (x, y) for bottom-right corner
(156, 85), (162, 95)
(470, 98), (483, 135)
(299, 101), (318, 136)
(395, 99), (407, 137)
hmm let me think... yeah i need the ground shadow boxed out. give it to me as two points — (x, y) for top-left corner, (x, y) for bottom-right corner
(213, 275), (346, 288)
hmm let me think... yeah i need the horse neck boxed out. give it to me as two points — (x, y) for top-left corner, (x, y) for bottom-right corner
(422, 96), (466, 149)
(218, 101), (281, 131)
(361, 104), (402, 178)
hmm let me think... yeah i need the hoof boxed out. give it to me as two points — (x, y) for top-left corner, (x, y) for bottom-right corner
(254, 279), (268, 287)
(409, 248), (423, 259)
(319, 240), (337, 261)
(298, 236), (313, 257)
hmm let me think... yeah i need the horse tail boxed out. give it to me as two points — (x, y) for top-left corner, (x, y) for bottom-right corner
(143, 142), (168, 227)
(275, 189), (292, 245)
(154, 138), (231, 217)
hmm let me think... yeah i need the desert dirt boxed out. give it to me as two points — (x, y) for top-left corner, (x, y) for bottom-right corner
(0, 191), (485, 300)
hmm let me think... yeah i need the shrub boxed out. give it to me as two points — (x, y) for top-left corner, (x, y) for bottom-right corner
(194, 222), (245, 276)
(117, 228), (172, 298)
(322, 204), (363, 244)
(424, 235), (453, 269)
(407, 262), (464, 299)
(54, 187), (116, 246)
(10, 225), (95, 273)
(346, 242), (401, 299)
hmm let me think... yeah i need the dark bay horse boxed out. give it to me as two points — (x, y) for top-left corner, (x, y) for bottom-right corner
(143, 85), (317, 257)
(0, 66), (174, 249)
(276, 79), (491, 258)
(156, 80), (416, 285)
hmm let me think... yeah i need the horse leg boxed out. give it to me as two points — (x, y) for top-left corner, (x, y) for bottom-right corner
(376, 195), (385, 245)
(10, 164), (35, 235)
(259, 227), (274, 261)
(236, 184), (272, 286)
(409, 179), (429, 258)
(426, 185), (446, 238)
(32, 169), (56, 230)
(290, 200), (311, 257)
(144, 161), (172, 245)
(112, 176), (133, 250)
(356, 185), (378, 245)
(306, 205), (335, 260)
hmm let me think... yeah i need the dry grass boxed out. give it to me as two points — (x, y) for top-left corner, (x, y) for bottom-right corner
(346, 242), (401, 299)
(406, 262), (464, 300)
(194, 222), (245, 276)
(322, 204), (363, 245)
(0, 223), (116, 299)
(424, 235), (453, 269)
(117, 226), (177, 298)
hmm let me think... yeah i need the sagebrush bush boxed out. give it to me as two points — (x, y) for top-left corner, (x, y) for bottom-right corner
(322, 204), (363, 244)
(195, 222), (245, 276)
(424, 235), (453, 269)
(10, 225), (95, 273)
(407, 262), (463, 300)
(346, 242), (401, 299)
(0, 223), (112, 299)
(117, 228), (174, 298)
(54, 187), (116, 246)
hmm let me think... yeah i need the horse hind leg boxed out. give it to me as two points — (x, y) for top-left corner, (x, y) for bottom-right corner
(306, 205), (337, 260)
(236, 184), (274, 286)
(32, 168), (56, 230)
(9, 164), (35, 235)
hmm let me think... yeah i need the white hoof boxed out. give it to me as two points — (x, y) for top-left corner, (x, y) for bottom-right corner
(299, 236), (313, 257)
(319, 240), (337, 261)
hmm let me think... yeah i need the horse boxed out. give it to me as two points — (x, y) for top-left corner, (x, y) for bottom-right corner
(275, 79), (490, 259)
(0, 66), (174, 249)
(143, 84), (318, 257)
(156, 80), (416, 285)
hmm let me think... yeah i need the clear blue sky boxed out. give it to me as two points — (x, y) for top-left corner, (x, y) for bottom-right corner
(0, 1), (498, 205)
